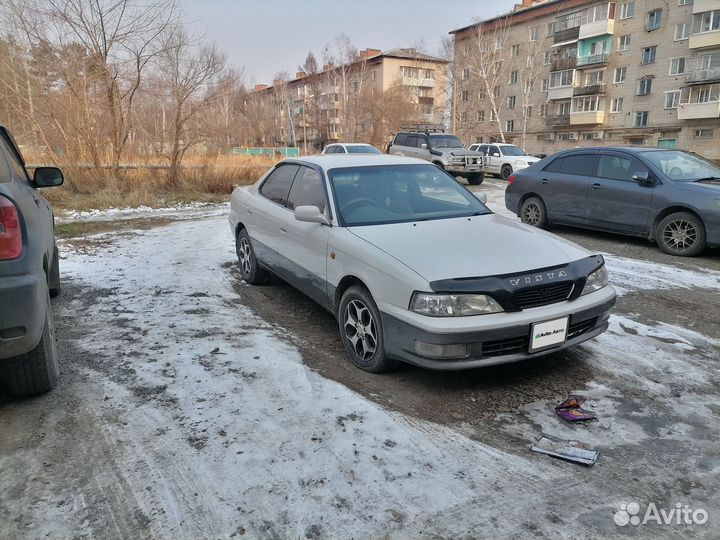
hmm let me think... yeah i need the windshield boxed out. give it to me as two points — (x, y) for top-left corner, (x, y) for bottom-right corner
(501, 145), (527, 156)
(642, 150), (720, 182)
(329, 164), (491, 226)
(429, 135), (463, 149)
(346, 145), (381, 154)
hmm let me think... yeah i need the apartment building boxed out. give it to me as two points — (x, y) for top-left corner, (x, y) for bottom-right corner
(248, 48), (448, 152)
(451, 0), (720, 160)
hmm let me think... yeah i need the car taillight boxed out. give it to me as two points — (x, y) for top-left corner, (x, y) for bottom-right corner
(0, 196), (22, 260)
(507, 174), (517, 185)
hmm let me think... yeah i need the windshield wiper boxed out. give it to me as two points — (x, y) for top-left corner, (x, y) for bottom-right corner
(693, 176), (720, 183)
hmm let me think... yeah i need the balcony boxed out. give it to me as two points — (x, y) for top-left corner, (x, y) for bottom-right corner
(548, 86), (574, 100)
(545, 114), (570, 126)
(693, 0), (717, 14)
(579, 18), (615, 40)
(577, 52), (610, 67)
(573, 83), (606, 96)
(552, 57), (577, 71)
(402, 77), (437, 87)
(689, 30), (720, 50)
(677, 100), (720, 119)
(554, 26), (580, 44)
(686, 67), (720, 84)
(570, 110), (606, 124)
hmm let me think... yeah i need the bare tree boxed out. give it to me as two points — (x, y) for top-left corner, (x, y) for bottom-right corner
(517, 29), (546, 148)
(156, 28), (226, 185)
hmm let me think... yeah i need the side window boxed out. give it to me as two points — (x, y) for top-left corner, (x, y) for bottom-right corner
(395, 134), (408, 146)
(406, 135), (419, 148)
(597, 155), (647, 181)
(337, 146), (347, 154)
(418, 135), (429, 148)
(0, 143), (12, 183)
(287, 166), (327, 212)
(489, 146), (500, 156)
(259, 164), (299, 206)
(0, 136), (27, 182)
(543, 157), (564, 172)
(325, 146), (336, 154)
(478, 145), (489, 155)
(560, 155), (598, 176)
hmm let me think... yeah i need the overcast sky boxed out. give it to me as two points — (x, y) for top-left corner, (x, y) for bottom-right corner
(183, 0), (520, 85)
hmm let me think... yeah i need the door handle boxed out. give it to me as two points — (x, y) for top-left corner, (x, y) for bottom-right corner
(279, 226), (287, 233)
(246, 208), (253, 215)
(540, 178), (549, 184)
(591, 183), (601, 190)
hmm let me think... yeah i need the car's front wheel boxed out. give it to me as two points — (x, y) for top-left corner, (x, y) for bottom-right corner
(1, 289), (59, 397)
(338, 285), (396, 373)
(520, 196), (548, 228)
(236, 228), (267, 284)
(467, 173), (484, 185)
(656, 212), (706, 257)
(501, 164), (513, 180)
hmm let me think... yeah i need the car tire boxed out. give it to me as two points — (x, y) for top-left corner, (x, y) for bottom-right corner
(1, 289), (59, 397)
(338, 285), (397, 373)
(520, 197), (548, 228)
(467, 173), (484, 185)
(49, 244), (61, 298)
(236, 228), (267, 285)
(656, 212), (706, 257)
(501, 165), (513, 180)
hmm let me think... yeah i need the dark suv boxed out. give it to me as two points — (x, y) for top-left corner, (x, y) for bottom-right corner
(505, 147), (720, 257)
(0, 125), (64, 396)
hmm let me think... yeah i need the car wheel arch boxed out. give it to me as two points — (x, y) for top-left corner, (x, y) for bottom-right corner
(333, 275), (370, 315)
(650, 206), (706, 241)
(235, 221), (247, 238)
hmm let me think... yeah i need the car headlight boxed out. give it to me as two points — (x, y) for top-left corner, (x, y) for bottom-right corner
(581, 265), (608, 296)
(515, 160), (528, 167)
(410, 293), (504, 316)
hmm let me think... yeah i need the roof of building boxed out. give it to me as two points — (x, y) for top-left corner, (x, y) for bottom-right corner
(381, 48), (449, 63)
(449, 0), (578, 36)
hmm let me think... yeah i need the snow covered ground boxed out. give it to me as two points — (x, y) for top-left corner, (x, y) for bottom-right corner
(1, 181), (718, 538)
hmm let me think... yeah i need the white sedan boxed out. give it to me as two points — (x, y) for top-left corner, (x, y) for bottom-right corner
(229, 155), (616, 372)
(321, 143), (381, 154)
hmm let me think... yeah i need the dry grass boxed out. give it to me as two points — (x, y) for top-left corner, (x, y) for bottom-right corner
(35, 155), (275, 211)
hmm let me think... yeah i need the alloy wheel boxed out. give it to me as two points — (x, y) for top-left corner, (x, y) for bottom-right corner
(343, 299), (377, 361)
(662, 218), (697, 253)
(238, 237), (252, 275)
(522, 202), (542, 226)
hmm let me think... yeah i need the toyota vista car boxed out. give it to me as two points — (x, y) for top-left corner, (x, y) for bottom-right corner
(229, 155), (616, 372)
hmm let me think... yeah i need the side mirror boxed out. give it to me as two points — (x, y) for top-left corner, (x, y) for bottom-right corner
(476, 192), (488, 204)
(633, 171), (652, 186)
(492, 152), (501, 157)
(33, 167), (64, 188)
(294, 205), (330, 225)
(421, 143), (428, 149)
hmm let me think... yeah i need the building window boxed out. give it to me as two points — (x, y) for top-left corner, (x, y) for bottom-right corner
(546, 22), (555, 37)
(556, 101), (571, 115)
(549, 69), (574, 88)
(641, 46), (657, 65)
(669, 57), (686, 75)
(493, 85), (500, 98)
(634, 111), (649, 126)
(664, 90), (681, 109)
(637, 77), (653, 95)
(478, 110), (485, 122)
(524, 105), (533, 118)
(461, 112), (468, 123)
(541, 78), (548, 92)
(618, 35), (631, 51)
(506, 120), (515, 132)
(461, 90), (469, 102)
(493, 61), (502, 74)
(658, 138), (677, 148)
(529, 26), (539, 41)
(479, 88), (487, 99)
(509, 70), (518, 84)
(540, 104), (549, 116)
(572, 95), (603, 112)
(611, 97), (624, 112)
(511, 44), (520, 57)
(691, 10), (720, 34)
(544, 51), (552, 65)
(620, 1), (635, 19)
(614, 66), (627, 83)
(401, 66), (419, 78)
(678, 0), (693, 5)
(523, 80), (534, 92)
(461, 68), (470, 80)
(694, 129), (714, 138)
(647, 9), (663, 31)
(674, 23), (691, 40)
(508, 95), (516, 109)
(490, 109), (497, 121)
(423, 69), (435, 80)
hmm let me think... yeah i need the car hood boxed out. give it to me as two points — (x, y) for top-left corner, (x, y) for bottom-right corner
(436, 148), (475, 156)
(348, 214), (591, 282)
(687, 180), (720, 193)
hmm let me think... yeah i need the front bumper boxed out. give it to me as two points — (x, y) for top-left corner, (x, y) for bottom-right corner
(380, 288), (616, 370)
(0, 271), (47, 360)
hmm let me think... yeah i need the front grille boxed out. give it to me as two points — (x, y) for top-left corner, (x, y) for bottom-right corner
(482, 335), (528, 357)
(567, 317), (597, 339)
(513, 282), (573, 309)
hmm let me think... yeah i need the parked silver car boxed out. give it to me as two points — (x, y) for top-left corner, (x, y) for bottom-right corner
(229, 155), (616, 372)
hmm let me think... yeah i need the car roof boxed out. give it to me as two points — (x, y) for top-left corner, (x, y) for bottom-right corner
(333, 143), (375, 147)
(553, 146), (681, 156)
(278, 154), (429, 171)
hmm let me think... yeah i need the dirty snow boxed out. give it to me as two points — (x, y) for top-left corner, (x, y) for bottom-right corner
(57, 201), (228, 223)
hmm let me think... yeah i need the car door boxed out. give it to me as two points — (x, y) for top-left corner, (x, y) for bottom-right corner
(538, 154), (598, 224)
(274, 165), (332, 307)
(584, 152), (654, 234)
(252, 163), (300, 269)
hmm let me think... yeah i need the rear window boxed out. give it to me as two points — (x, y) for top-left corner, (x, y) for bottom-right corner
(259, 164), (299, 206)
(0, 138), (17, 182)
(544, 155), (597, 176)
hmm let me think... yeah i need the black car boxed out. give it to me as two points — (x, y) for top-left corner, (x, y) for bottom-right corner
(0, 125), (64, 396)
(505, 147), (720, 257)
